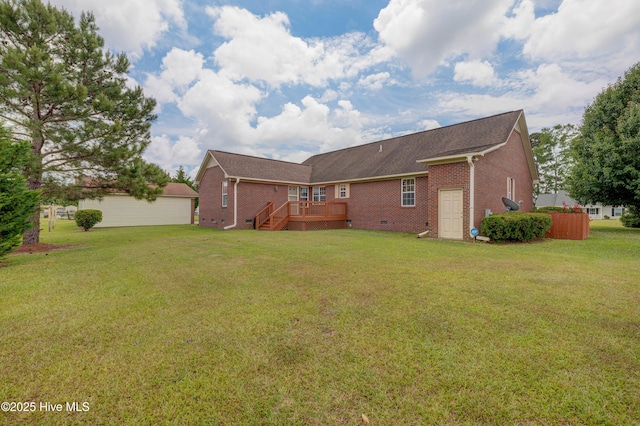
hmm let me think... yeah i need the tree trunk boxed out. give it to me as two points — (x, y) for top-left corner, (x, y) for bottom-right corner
(22, 211), (41, 245)
(21, 176), (42, 245)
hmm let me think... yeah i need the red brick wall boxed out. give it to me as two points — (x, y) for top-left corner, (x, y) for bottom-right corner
(199, 130), (534, 238)
(474, 130), (535, 228)
(235, 182), (288, 229)
(346, 177), (429, 233)
(198, 166), (288, 229)
(427, 162), (470, 239)
(198, 165), (228, 229)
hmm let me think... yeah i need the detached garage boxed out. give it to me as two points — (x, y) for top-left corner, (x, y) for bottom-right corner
(78, 183), (198, 228)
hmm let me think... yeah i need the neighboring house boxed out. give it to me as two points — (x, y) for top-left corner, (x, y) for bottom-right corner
(536, 190), (624, 219)
(195, 110), (538, 241)
(78, 182), (198, 227)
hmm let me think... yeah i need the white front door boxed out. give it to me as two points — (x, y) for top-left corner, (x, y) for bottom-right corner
(439, 189), (463, 239)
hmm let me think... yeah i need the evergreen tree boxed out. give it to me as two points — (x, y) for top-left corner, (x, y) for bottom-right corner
(0, 0), (168, 244)
(568, 62), (640, 211)
(0, 127), (39, 258)
(171, 165), (198, 208)
(530, 124), (577, 196)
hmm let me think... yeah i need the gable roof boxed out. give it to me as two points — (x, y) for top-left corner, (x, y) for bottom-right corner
(162, 182), (199, 198)
(196, 110), (534, 185)
(199, 150), (312, 184)
(535, 190), (578, 207)
(303, 110), (523, 182)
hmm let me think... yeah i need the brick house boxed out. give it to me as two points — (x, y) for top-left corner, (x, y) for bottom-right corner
(195, 110), (538, 240)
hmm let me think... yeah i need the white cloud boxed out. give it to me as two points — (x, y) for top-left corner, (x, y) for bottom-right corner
(501, 0), (535, 40)
(418, 119), (441, 130)
(253, 96), (364, 155)
(50, 0), (185, 59)
(143, 48), (204, 105)
(358, 72), (391, 90)
(437, 63), (609, 128)
(374, 0), (514, 78)
(206, 6), (383, 87)
(144, 134), (202, 173)
(523, 0), (640, 64)
(453, 60), (497, 87)
(177, 69), (264, 143)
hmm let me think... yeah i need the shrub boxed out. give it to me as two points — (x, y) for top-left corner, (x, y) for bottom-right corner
(481, 213), (552, 243)
(75, 209), (102, 231)
(620, 206), (640, 228)
(604, 215), (610, 220)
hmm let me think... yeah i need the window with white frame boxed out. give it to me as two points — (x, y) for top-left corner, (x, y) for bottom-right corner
(222, 181), (228, 207)
(507, 177), (515, 200)
(401, 178), (415, 207)
(300, 187), (309, 201)
(312, 186), (326, 202)
(337, 183), (349, 199)
(587, 207), (599, 217)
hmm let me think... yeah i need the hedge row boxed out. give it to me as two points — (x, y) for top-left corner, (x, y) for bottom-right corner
(481, 213), (552, 243)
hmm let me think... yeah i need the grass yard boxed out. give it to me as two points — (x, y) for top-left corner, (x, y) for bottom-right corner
(1, 220), (639, 425)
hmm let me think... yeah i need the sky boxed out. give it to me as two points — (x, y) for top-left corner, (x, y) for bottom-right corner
(48, 0), (640, 178)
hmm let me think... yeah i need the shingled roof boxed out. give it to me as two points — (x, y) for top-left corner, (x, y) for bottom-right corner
(303, 110), (523, 182)
(161, 182), (199, 197)
(198, 110), (528, 185)
(207, 151), (313, 184)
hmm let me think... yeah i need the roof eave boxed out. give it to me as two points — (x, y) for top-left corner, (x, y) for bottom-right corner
(311, 171), (429, 185)
(416, 144), (506, 165)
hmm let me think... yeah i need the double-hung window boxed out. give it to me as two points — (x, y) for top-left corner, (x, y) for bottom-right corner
(312, 186), (326, 202)
(402, 178), (415, 207)
(222, 181), (228, 207)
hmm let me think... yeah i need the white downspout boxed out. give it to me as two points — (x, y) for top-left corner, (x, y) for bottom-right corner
(467, 156), (475, 232)
(224, 178), (240, 230)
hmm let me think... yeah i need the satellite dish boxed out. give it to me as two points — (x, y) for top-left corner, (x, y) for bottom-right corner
(502, 197), (520, 212)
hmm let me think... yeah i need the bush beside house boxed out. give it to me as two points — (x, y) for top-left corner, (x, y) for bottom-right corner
(481, 213), (552, 243)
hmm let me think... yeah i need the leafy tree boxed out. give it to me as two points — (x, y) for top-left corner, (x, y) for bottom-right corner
(172, 165), (198, 208)
(0, 0), (169, 245)
(620, 206), (640, 228)
(530, 124), (577, 196)
(568, 62), (640, 211)
(0, 127), (39, 258)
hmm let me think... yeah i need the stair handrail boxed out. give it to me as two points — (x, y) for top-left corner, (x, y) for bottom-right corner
(269, 201), (290, 230)
(255, 201), (275, 229)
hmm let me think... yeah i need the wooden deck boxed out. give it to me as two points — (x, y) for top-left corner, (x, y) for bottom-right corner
(255, 201), (347, 231)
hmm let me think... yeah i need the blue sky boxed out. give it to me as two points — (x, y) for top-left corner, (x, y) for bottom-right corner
(50, 0), (640, 177)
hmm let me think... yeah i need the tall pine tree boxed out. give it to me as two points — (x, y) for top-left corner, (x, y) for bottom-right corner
(0, 0), (168, 244)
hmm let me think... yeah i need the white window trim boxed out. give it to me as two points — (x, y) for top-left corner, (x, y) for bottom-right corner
(401, 178), (415, 207)
(222, 181), (228, 207)
(313, 186), (326, 202)
(507, 177), (515, 200)
(336, 183), (350, 199)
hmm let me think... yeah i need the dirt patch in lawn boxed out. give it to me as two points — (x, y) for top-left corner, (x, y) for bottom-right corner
(14, 243), (74, 254)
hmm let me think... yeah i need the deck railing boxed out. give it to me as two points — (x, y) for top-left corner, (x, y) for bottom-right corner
(256, 201), (348, 230)
(255, 201), (274, 229)
(269, 202), (290, 230)
(290, 201), (347, 218)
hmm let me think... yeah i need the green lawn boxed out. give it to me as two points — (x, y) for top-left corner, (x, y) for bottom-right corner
(1, 220), (639, 425)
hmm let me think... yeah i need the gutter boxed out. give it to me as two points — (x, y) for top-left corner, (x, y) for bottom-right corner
(224, 178), (240, 230)
(467, 155), (475, 233)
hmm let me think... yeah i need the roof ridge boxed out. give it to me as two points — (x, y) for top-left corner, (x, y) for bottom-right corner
(304, 110), (522, 161)
(211, 150), (311, 167)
